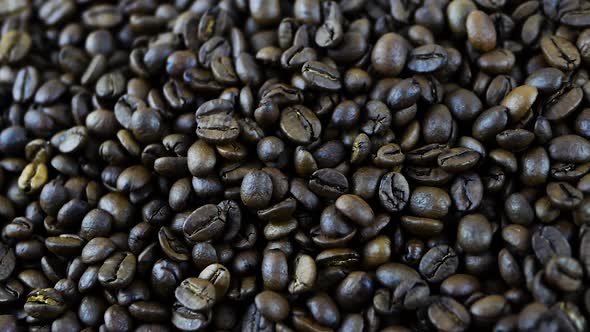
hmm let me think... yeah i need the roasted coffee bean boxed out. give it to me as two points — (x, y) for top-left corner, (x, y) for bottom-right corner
(335, 271), (374, 311)
(280, 105), (322, 145)
(4, 1), (590, 330)
(24, 288), (66, 320)
(532, 226), (572, 264)
(466, 11), (496, 52)
(541, 36), (581, 71)
(427, 296), (471, 332)
(301, 60), (341, 91)
(547, 182), (583, 209)
(457, 214), (492, 254)
(372, 33), (410, 77)
(419, 245), (459, 283)
(98, 251), (136, 290)
(0, 245), (15, 281)
(175, 277), (216, 311)
(255, 290), (289, 322)
(195, 99), (240, 143)
(241, 170), (273, 209)
(335, 194), (374, 227)
(410, 186), (451, 219)
(288, 254), (316, 294)
(407, 44), (448, 73)
(158, 226), (190, 262)
(183, 204), (226, 242)
(378, 172), (409, 213)
(544, 256), (583, 292)
(308, 168), (349, 199)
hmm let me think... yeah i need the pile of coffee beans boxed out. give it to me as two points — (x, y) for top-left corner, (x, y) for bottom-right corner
(1, 0), (590, 331)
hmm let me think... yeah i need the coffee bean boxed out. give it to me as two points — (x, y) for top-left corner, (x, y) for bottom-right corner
(98, 251), (136, 289)
(541, 36), (581, 71)
(466, 11), (496, 52)
(301, 60), (341, 91)
(335, 194), (374, 226)
(335, 271), (373, 311)
(158, 226), (190, 262)
(532, 226), (572, 264)
(4, 1), (590, 330)
(183, 204), (226, 242)
(0, 31), (31, 64)
(440, 274), (481, 298)
(280, 105), (322, 145)
(175, 278), (216, 311)
(407, 44), (448, 73)
(255, 290), (289, 322)
(544, 256), (583, 292)
(198, 263), (231, 300)
(171, 303), (212, 331)
(469, 294), (509, 323)
(419, 245), (459, 283)
(308, 168), (349, 199)
(240, 170), (273, 209)
(195, 99), (240, 144)
(378, 172), (409, 213)
(427, 296), (471, 332)
(0, 244), (15, 281)
(24, 288), (66, 320)
(372, 33), (410, 76)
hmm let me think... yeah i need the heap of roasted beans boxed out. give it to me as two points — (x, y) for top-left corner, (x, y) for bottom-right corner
(0, 0), (590, 331)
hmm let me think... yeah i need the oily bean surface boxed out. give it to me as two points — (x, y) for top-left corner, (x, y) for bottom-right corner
(2, 1), (590, 331)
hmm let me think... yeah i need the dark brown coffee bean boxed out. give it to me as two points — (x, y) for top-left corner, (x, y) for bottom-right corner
(175, 277), (216, 311)
(195, 99), (240, 144)
(24, 288), (66, 320)
(419, 245), (459, 283)
(427, 296), (471, 332)
(280, 105), (322, 145)
(240, 170), (273, 209)
(372, 33), (410, 76)
(335, 194), (374, 227)
(378, 172), (409, 213)
(466, 10), (496, 52)
(183, 204), (226, 242)
(532, 226), (572, 264)
(541, 36), (581, 71)
(308, 168), (349, 199)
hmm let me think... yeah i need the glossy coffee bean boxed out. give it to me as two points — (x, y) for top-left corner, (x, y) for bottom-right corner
(4, 1), (590, 331)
